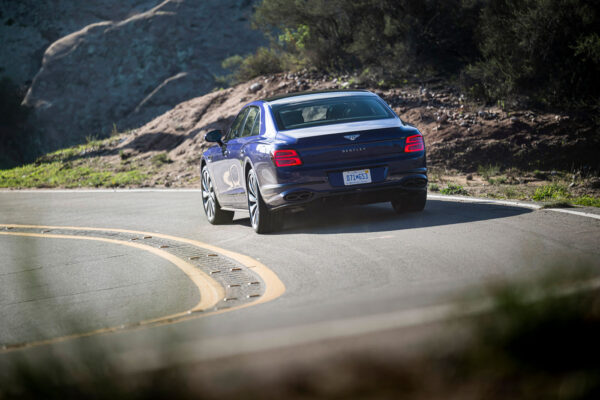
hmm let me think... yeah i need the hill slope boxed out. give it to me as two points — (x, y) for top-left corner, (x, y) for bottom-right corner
(2, 72), (599, 204)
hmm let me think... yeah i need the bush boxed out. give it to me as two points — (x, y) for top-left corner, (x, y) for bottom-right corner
(478, 164), (500, 180)
(466, 0), (600, 106)
(532, 184), (570, 201)
(253, 0), (483, 82)
(572, 195), (600, 207)
(221, 47), (284, 84)
(151, 152), (172, 166)
(246, 0), (599, 108)
(440, 183), (468, 195)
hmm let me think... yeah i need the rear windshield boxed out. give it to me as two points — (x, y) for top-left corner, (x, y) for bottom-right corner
(271, 95), (395, 131)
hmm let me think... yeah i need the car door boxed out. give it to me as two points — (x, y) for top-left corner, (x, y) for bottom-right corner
(210, 107), (249, 206)
(223, 106), (261, 206)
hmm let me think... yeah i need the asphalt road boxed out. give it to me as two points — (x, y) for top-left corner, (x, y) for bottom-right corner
(1, 190), (599, 368)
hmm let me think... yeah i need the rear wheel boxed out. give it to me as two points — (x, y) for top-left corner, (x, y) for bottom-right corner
(247, 168), (281, 233)
(201, 166), (234, 224)
(391, 191), (427, 213)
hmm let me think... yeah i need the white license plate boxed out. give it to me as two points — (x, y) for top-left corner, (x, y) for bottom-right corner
(343, 169), (372, 186)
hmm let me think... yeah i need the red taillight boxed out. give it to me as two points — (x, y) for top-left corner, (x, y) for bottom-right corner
(273, 149), (302, 167)
(404, 134), (424, 153)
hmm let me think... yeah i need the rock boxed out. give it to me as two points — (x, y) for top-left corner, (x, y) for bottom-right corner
(19, 0), (265, 150)
(466, 174), (473, 181)
(0, 0), (163, 86)
(248, 83), (263, 93)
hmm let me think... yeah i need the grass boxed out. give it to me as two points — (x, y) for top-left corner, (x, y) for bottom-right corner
(533, 183), (570, 201)
(572, 196), (600, 207)
(478, 164), (500, 181)
(488, 175), (508, 185)
(440, 183), (468, 195)
(0, 136), (148, 188)
(0, 162), (148, 188)
(151, 152), (172, 166)
(532, 183), (600, 208)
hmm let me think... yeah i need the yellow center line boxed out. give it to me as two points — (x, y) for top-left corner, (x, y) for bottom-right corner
(0, 224), (286, 351)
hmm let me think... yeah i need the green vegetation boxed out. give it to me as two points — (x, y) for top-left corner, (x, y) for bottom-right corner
(488, 176), (508, 185)
(220, 47), (285, 84)
(0, 162), (148, 189)
(0, 138), (148, 188)
(533, 183), (600, 207)
(151, 152), (172, 166)
(533, 183), (570, 201)
(467, 0), (600, 106)
(573, 195), (600, 207)
(429, 183), (439, 192)
(478, 164), (500, 181)
(440, 183), (468, 195)
(225, 0), (600, 109)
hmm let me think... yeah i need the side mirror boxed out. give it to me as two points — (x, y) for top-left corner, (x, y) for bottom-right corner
(205, 130), (223, 146)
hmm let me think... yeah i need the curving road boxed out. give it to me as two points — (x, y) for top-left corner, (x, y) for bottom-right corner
(1, 190), (599, 367)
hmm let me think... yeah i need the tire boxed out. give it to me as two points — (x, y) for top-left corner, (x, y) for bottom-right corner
(391, 190), (427, 214)
(201, 166), (234, 224)
(247, 168), (281, 234)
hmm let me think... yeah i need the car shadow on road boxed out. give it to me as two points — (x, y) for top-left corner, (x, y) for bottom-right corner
(234, 199), (534, 234)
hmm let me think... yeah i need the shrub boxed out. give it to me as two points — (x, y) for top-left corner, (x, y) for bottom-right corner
(466, 0), (600, 106)
(478, 164), (500, 181)
(253, 0), (483, 82)
(151, 152), (172, 166)
(532, 184), (570, 201)
(572, 195), (600, 207)
(440, 183), (468, 195)
(221, 47), (284, 84)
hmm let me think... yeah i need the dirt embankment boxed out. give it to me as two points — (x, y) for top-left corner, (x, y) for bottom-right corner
(90, 72), (596, 187)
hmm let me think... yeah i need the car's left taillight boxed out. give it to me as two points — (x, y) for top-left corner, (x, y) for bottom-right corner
(273, 149), (302, 167)
(404, 134), (425, 153)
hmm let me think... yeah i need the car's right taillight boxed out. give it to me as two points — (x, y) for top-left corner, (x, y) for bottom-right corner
(404, 134), (424, 153)
(273, 149), (302, 167)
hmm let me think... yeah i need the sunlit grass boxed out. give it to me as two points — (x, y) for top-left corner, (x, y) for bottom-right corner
(0, 161), (148, 188)
(0, 136), (148, 188)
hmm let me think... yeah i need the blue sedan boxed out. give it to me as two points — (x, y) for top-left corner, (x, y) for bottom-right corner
(201, 90), (427, 233)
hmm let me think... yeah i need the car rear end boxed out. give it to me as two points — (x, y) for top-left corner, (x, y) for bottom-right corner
(259, 92), (427, 211)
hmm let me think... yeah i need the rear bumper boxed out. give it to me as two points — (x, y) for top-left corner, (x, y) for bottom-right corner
(262, 169), (427, 211)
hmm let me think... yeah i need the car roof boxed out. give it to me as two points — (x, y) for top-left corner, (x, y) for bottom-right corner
(262, 89), (376, 105)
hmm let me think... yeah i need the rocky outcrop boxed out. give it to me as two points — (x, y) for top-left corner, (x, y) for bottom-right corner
(11, 0), (264, 150)
(0, 0), (161, 86)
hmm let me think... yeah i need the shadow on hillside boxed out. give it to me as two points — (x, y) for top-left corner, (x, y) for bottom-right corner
(43, 118), (235, 163)
(233, 199), (533, 234)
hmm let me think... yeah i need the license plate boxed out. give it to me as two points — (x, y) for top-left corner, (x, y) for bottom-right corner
(343, 169), (372, 186)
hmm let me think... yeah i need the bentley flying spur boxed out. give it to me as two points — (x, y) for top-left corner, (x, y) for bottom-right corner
(201, 90), (427, 233)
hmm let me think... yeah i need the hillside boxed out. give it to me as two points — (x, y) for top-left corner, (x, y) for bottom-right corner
(0, 0), (265, 160)
(1, 72), (599, 206)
